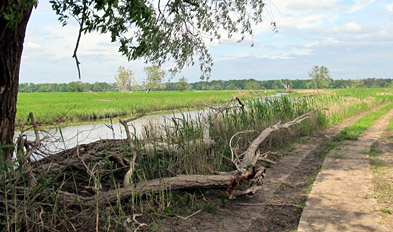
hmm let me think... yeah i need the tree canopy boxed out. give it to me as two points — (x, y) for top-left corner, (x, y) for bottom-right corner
(49, 0), (267, 79)
(308, 66), (333, 90)
(144, 65), (165, 91)
(115, 66), (135, 92)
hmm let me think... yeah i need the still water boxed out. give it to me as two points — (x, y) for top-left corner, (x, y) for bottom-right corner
(18, 93), (287, 154)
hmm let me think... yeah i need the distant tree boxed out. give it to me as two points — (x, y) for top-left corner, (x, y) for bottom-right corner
(226, 83), (237, 90)
(59, 84), (68, 92)
(351, 79), (366, 88)
(272, 80), (281, 89)
(144, 65), (165, 92)
(176, 77), (189, 92)
(115, 66), (135, 92)
(308, 66), (333, 91)
(18, 83), (28, 92)
(333, 79), (349, 89)
(67, 81), (84, 92)
(244, 80), (261, 90)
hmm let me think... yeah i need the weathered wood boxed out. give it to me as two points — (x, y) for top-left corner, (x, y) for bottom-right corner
(87, 174), (232, 206)
(237, 108), (327, 172)
(280, 79), (293, 93)
(202, 96), (244, 139)
(225, 108), (328, 198)
(59, 108), (328, 205)
(119, 114), (145, 187)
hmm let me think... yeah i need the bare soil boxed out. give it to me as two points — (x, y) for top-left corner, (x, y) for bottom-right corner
(298, 109), (393, 232)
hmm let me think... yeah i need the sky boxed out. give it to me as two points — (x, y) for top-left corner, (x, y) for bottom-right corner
(20, 0), (393, 84)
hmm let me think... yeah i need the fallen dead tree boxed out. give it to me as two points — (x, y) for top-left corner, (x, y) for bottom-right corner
(57, 106), (328, 206)
(12, 97), (327, 206)
(2, 95), (329, 232)
(122, 96), (244, 186)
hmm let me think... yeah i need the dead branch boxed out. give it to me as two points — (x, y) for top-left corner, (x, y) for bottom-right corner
(211, 96), (244, 121)
(119, 114), (145, 187)
(237, 108), (328, 172)
(20, 112), (48, 188)
(258, 157), (276, 164)
(124, 214), (147, 231)
(84, 174), (233, 206)
(120, 109), (327, 201)
(24, 112), (42, 161)
(226, 108), (328, 199)
(53, 108), (328, 207)
(280, 80), (293, 93)
(202, 96), (244, 140)
(177, 209), (202, 220)
(229, 130), (256, 168)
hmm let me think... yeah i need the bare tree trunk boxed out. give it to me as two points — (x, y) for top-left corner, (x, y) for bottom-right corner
(0, 1), (33, 162)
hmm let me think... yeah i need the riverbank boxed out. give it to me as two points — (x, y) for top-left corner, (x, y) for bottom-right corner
(4, 88), (393, 231)
(16, 90), (276, 127)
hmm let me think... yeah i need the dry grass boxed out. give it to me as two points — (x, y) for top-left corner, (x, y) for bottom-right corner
(369, 139), (393, 228)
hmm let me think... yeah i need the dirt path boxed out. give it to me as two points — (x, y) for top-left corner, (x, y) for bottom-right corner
(159, 104), (390, 232)
(297, 109), (393, 232)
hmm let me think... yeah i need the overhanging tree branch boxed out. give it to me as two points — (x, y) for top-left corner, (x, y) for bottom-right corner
(72, 0), (87, 80)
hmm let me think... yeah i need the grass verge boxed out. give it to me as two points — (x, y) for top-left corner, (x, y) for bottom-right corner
(337, 103), (393, 140)
(369, 139), (393, 228)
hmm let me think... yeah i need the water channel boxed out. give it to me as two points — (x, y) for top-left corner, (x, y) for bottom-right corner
(18, 93), (287, 154)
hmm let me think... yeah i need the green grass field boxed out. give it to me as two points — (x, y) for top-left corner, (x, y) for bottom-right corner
(16, 88), (393, 127)
(16, 90), (265, 126)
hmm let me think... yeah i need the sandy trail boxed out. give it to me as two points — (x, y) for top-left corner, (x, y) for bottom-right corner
(298, 109), (393, 232)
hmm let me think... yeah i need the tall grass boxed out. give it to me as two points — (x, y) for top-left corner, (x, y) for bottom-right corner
(131, 94), (325, 181)
(4, 88), (393, 231)
(306, 88), (393, 126)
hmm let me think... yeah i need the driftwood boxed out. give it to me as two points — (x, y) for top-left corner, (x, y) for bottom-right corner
(68, 107), (327, 205)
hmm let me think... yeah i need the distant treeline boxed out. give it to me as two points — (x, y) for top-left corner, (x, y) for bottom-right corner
(19, 78), (393, 92)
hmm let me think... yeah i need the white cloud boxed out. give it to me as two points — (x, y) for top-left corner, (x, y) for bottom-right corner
(286, 0), (336, 10)
(25, 42), (42, 50)
(386, 3), (393, 12)
(295, 14), (327, 29)
(349, 0), (375, 13)
(333, 22), (362, 33)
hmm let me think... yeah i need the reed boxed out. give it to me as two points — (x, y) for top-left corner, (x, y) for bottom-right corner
(4, 88), (393, 231)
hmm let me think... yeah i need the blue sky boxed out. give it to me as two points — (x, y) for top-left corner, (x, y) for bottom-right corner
(20, 0), (393, 84)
